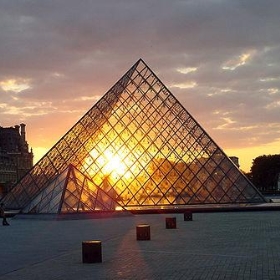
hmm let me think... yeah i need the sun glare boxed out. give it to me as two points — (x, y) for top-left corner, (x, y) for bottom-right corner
(103, 150), (126, 175)
(86, 149), (127, 177)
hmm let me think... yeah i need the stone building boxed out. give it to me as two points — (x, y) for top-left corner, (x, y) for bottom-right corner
(0, 124), (33, 197)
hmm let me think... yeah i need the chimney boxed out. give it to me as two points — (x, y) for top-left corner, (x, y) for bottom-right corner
(20, 123), (26, 142)
(229, 156), (240, 168)
(14, 125), (20, 134)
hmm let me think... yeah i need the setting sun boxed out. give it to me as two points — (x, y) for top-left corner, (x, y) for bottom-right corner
(103, 150), (126, 175)
(86, 149), (127, 177)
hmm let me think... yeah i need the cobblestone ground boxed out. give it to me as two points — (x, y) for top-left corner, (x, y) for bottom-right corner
(1, 211), (280, 280)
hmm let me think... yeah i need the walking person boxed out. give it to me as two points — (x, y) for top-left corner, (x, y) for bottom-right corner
(0, 203), (9, 226)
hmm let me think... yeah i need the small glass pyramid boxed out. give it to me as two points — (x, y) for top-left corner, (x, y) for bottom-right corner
(23, 164), (126, 213)
(2, 59), (266, 213)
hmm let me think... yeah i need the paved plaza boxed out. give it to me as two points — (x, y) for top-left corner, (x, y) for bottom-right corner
(1, 210), (280, 280)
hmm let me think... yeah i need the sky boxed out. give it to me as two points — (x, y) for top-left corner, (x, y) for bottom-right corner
(1, 0), (280, 173)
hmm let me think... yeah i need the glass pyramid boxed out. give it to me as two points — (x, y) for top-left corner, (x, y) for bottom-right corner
(2, 59), (266, 213)
(23, 164), (126, 214)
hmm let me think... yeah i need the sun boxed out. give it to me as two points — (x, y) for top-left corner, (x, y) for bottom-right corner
(85, 149), (127, 177)
(103, 150), (126, 175)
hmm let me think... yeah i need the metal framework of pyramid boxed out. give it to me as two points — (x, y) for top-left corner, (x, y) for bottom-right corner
(2, 59), (266, 213)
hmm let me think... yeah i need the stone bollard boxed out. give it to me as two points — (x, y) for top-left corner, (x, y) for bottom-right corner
(136, 224), (151, 240)
(82, 240), (102, 263)
(165, 217), (177, 229)
(184, 211), (193, 221)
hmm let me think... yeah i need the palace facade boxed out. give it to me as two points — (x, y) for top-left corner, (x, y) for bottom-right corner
(0, 124), (33, 197)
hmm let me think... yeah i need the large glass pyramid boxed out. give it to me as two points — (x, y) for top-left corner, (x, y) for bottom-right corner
(2, 59), (266, 213)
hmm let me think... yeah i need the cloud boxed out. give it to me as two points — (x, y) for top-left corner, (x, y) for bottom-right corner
(177, 67), (198, 74)
(222, 51), (256, 70)
(171, 81), (197, 89)
(0, 78), (31, 93)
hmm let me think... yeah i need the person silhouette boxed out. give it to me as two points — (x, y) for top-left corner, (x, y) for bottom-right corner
(0, 203), (9, 226)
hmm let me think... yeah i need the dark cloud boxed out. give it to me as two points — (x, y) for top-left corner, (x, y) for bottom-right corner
(1, 0), (280, 171)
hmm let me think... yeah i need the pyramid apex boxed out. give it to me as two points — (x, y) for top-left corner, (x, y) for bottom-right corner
(133, 58), (146, 67)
